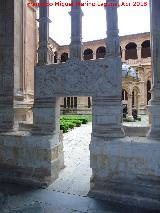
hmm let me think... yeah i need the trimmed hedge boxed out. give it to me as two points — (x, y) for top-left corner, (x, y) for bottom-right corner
(60, 115), (91, 133)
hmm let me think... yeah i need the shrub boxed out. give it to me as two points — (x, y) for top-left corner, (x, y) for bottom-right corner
(78, 118), (88, 124)
(68, 122), (75, 129)
(60, 115), (92, 133)
(60, 122), (69, 133)
(71, 120), (82, 127)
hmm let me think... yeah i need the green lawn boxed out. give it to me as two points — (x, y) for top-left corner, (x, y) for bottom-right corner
(60, 115), (92, 133)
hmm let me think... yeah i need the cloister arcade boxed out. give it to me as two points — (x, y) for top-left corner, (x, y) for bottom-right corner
(55, 39), (151, 63)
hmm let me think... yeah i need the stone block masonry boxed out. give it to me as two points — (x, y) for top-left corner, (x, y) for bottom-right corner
(0, 132), (64, 187)
(89, 136), (160, 210)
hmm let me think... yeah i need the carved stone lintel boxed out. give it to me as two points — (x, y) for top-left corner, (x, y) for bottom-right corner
(35, 57), (122, 98)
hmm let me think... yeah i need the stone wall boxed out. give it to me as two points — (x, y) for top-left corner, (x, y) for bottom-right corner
(0, 131), (64, 187)
(90, 136), (160, 209)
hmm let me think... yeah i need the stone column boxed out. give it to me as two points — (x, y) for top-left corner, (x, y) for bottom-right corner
(0, 0), (15, 132)
(127, 94), (132, 117)
(137, 44), (141, 61)
(92, 97), (124, 137)
(33, 0), (60, 135)
(69, 0), (83, 59)
(37, 0), (52, 65)
(91, 0), (124, 138)
(137, 94), (140, 114)
(92, 0), (124, 137)
(105, 0), (120, 58)
(31, 1), (64, 185)
(148, 0), (160, 139)
(57, 53), (61, 63)
(32, 97), (60, 135)
(93, 52), (96, 60)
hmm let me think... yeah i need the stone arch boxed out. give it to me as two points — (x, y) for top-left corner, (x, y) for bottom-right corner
(96, 46), (106, 59)
(61, 52), (68, 63)
(83, 48), (93, 60)
(141, 40), (151, 58)
(125, 42), (138, 60)
(147, 79), (151, 104)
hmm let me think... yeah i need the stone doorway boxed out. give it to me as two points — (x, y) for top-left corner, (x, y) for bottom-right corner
(52, 120), (92, 196)
(32, 0), (124, 191)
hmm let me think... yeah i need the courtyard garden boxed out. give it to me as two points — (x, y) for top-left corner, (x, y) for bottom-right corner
(60, 115), (92, 133)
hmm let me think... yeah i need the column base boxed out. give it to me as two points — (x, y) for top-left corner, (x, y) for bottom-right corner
(0, 132), (64, 187)
(89, 136), (160, 210)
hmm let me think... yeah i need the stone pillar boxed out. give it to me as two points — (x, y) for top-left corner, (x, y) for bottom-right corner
(96, 0), (124, 137)
(137, 94), (140, 114)
(93, 52), (96, 60)
(90, 0), (126, 199)
(30, 1), (64, 186)
(37, 0), (52, 65)
(0, 0), (15, 132)
(148, 0), (160, 139)
(137, 44), (141, 61)
(57, 53), (61, 63)
(0, 1), (64, 187)
(92, 97), (124, 137)
(90, 0), (160, 206)
(127, 94), (132, 117)
(69, 0), (83, 59)
(33, 0), (58, 135)
(105, 0), (120, 58)
(32, 97), (60, 135)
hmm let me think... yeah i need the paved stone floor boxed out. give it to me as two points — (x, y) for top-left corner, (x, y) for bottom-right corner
(50, 122), (92, 197)
(0, 119), (158, 213)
